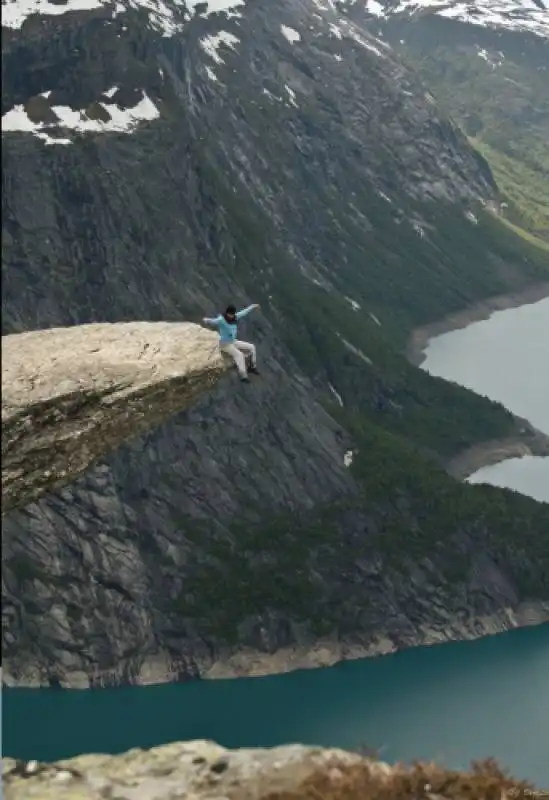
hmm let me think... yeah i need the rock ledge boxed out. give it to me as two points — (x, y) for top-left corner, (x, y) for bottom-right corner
(1, 322), (228, 514)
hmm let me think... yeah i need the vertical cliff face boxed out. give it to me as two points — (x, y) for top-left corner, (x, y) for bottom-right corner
(3, 0), (549, 686)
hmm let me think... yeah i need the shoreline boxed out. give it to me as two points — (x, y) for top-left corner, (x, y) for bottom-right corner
(406, 281), (549, 480)
(2, 603), (548, 689)
(406, 280), (549, 368)
(203, 602), (549, 679)
(445, 430), (549, 482)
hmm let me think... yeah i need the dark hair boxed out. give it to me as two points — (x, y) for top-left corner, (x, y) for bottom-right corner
(224, 305), (237, 319)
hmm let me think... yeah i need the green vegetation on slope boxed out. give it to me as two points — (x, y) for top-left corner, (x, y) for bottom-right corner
(381, 16), (549, 240)
(207, 140), (547, 458)
(469, 139), (549, 240)
(172, 415), (549, 642)
(158, 145), (549, 642)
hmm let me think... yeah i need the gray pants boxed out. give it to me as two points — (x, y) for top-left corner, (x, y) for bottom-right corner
(220, 340), (256, 377)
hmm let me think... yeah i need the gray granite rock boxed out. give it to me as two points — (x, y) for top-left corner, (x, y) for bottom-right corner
(1, 739), (534, 799)
(2, 322), (229, 513)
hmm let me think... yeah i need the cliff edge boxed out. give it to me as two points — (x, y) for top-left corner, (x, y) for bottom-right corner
(1, 322), (229, 514)
(1, 739), (537, 799)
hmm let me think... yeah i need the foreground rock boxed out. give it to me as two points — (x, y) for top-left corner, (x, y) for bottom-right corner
(1, 322), (228, 514)
(1, 740), (537, 799)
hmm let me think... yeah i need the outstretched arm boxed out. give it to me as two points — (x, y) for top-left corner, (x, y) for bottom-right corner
(202, 314), (222, 326)
(236, 303), (260, 321)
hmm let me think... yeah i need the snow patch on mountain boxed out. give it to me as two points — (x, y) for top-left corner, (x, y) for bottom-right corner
(281, 24), (301, 42)
(2, 92), (159, 143)
(2, 0), (106, 28)
(205, 65), (219, 82)
(129, 0), (186, 35)
(285, 85), (299, 106)
(437, 0), (548, 37)
(347, 25), (388, 55)
(345, 296), (361, 311)
(362, 0), (549, 38)
(477, 46), (505, 67)
(1, 0), (186, 34)
(337, 334), (373, 365)
(186, 0), (244, 14)
(329, 383), (344, 406)
(200, 31), (239, 64)
(327, 12), (391, 57)
(1, 0), (246, 33)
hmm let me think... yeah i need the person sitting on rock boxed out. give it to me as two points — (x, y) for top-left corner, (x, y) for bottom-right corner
(202, 303), (260, 383)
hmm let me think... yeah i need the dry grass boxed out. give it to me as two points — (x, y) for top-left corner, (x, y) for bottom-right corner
(265, 758), (544, 800)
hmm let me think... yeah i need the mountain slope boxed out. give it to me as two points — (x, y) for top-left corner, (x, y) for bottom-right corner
(343, 0), (549, 238)
(2, 0), (549, 687)
(358, 0), (549, 38)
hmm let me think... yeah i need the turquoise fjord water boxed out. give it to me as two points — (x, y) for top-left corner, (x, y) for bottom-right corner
(3, 624), (549, 786)
(422, 295), (549, 503)
(3, 296), (549, 785)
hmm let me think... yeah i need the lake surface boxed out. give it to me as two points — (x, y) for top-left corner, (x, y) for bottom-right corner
(3, 295), (549, 786)
(3, 624), (549, 786)
(422, 296), (549, 502)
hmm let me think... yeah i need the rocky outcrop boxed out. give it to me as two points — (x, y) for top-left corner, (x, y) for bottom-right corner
(1, 322), (229, 514)
(1, 739), (537, 799)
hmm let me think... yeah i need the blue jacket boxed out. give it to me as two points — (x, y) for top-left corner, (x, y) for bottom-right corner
(203, 305), (257, 344)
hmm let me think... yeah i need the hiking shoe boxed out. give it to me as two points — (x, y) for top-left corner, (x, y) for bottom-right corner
(249, 366), (260, 375)
(240, 376), (251, 383)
